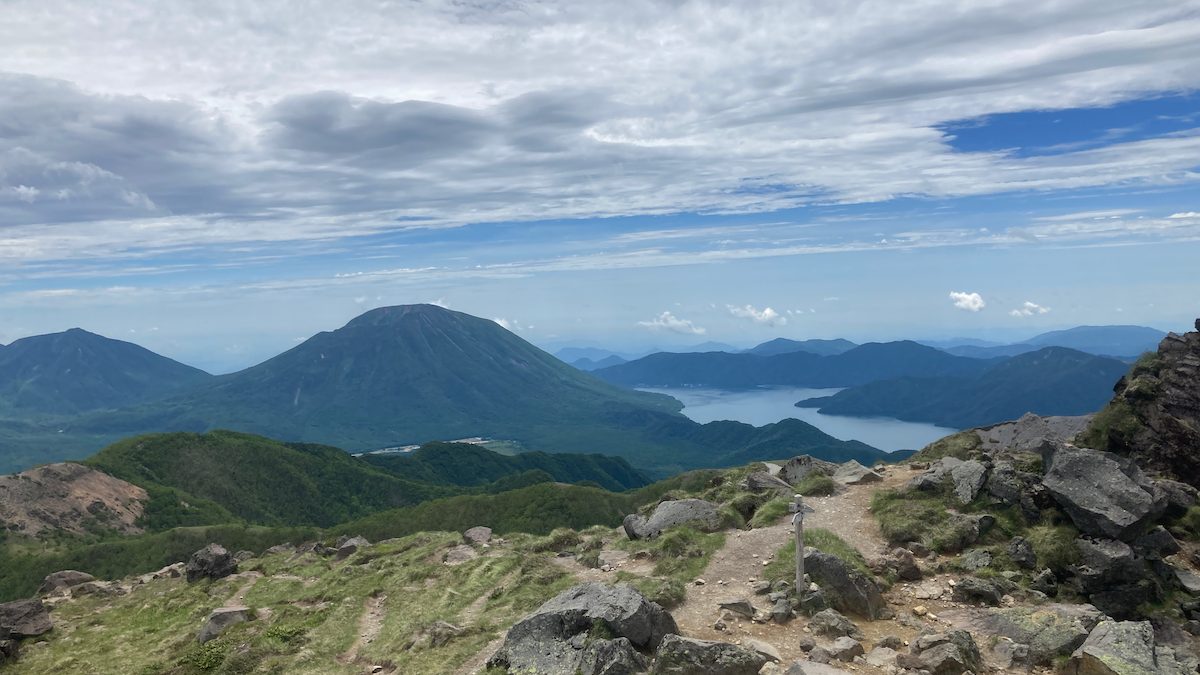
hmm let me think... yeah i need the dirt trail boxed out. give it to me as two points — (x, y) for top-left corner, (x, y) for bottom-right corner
(225, 571), (262, 607)
(337, 593), (388, 667)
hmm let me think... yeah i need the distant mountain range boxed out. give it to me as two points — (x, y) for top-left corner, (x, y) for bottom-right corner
(743, 337), (858, 357)
(0, 305), (892, 475)
(928, 325), (1166, 360)
(796, 346), (1131, 428)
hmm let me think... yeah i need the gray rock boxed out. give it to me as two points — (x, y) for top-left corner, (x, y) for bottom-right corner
(579, 637), (648, 675)
(957, 548), (991, 571)
(770, 598), (793, 624)
(463, 526), (493, 545)
(986, 461), (1049, 522)
(807, 609), (862, 639)
(914, 631), (981, 675)
(975, 413), (1095, 453)
(951, 577), (1002, 606)
(780, 456), (837, 486)
(991, 639), (1031, 671)
(1031, 568), (1059, 596)
(876, 635), (903, 650)
(1041, 445), (1166, 541)
(797, 635), (816, 652)
(718, 599), (755, 619)
(864, 646), (897, 668)
(751, 581), (772, 595)
(1074, 537), (1161, 619)
(0, 599), (51, 638)
(651, 634), (769, 674)
(444, 544), (478, 565)
(1132, 526), (1181, 557)
(623, 499), (723, 540)
(263, 543), (294, 555)
(887, 547), (922, 581)
(802, 547), (887, 619)
(742, 638), (781, 662)
(335, 535), (369, 560)
(948, 460), (987, 504)
(0, 637), (16, 666)
(1155, 479), (1198, 518)
(828, 637), (863, 662)
(489, 583), (676, 674)
(939, 603), (1103, 665)
(743, 472), (794, 494)
(1174, 566), (1200, 594)
(1063, 620), (1192, 675)
(185, 543), (238, 583)
(807, 646), (832, 664)
(197, 606), (250, 644)
(831, 461), (881, 486)
(1008, 536), (1037, 569)
(36, 570), (95, 596)
(784, 661), (852, 674)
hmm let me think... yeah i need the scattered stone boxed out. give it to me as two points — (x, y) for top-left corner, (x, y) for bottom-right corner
(197, 606), (250, 644)
(802, 548), (887, 619)
(36, 570), (95, 596)
(912, 605), (928, 617)
(623, 499), (723, 540)
(951, 577), (1002, 606)
(770, 598), (793, 624)
(889, 547), (922, 581)
(263, 543), (295, 555)
(336, 535), (370, 560)
(906, 541), (931, 558)
(444, 544), (478, 565)
(1008, 536), (1037, 569)
(185, 543), (238, 583)
(652, 634), (769, 674)
(0, 599), (51, 638)
(463, 526), (493, 545)
(1174, 566), (1200, 595)
(1041, 444), (1166, 542)
(1031, 568), (1058, 596)
(864, 646), (897, 668)
(488, 583), (676, 674)
(991, 638), (1030, 671)
(807, 609), (862, 639)
(877, 635), (903, 650)
(719, 599), (756, 619)
(751, 580), (771, 595)
(742, 638), (781, 662)
(807, 646), (832, 664)
(797, 635), (816, 652)
(828, 637), (863, 662)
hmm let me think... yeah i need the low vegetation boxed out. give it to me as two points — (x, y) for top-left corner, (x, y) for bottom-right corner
(764, 527), (870, 582)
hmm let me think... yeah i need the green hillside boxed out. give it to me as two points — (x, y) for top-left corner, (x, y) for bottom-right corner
(798, 347), (1129, 428)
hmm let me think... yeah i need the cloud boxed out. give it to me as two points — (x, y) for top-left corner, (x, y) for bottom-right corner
(1168, 212), (1200, 219)
(493, 317), (530, 332)
(727, 304), (787, 326)
(949, 291), (986, 312)
(1010, 301), (1051, 317)
(637, 311), (707, 335)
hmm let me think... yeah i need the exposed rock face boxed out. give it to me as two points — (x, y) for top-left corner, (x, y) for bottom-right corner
(1041, 444), (1166, 541)
(831, 460), (881, 486)
(580, 637), (648, 675)
(986, 460), (1051, 522)
(335, 535), (369, 560)
(652, 634), (769, 674)
(0, 598), (52, 638)
(908, 457), (989, 504)
(185, 543), (238, 583)
(1086, 321), (1200, 488)
(976, 413), (1094, 453)
(939, 604), (1103, 665)
(1064, 620), (1193, 675)
(197, 606), (251, 644)
(1074, 537), (1161, 619)
(779, 456), (837, 486)
(37, 570), (95, 596)
(488, 583), (676, 674)
(802, 548), (887, 619)
(0, 463), (147, 537)
(623, 499), (722, 540)
(742, 471), (793, 494)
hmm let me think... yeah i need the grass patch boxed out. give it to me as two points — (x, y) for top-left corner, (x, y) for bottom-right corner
(1173, 506), (1200, 542)
(1077, 400), (1143, 452)
(749, 497), (791, 528)
(795, 474), (838, 497)
(763, 527), (870, 583)
(1026, 524), (1081, 573)
(912, 430), (982, 462)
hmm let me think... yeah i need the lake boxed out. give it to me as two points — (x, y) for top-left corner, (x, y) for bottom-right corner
(639, 386), (958, 452)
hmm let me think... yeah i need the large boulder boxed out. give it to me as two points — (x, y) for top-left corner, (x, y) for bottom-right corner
(780, 456), (837, 486)
(743, 472), (793, 494)
(623, 499), (722, 540)
(985, 460), (1051, 521)
(1063, 620), (1192, 675)
(802, 548), (887, 620)
(939, 603), (1103, 665)
(651, 634), (769, 675)
(1041, 445), (1166, 541)
(808, 608), (862, 639)
(1074, 537), (1161, 619)
(951, 577), (1002, 606)
(37, 570), (95, 596)
(831, 461), (881, 486)
(911, 631), (981, 675)
(488, 583), (676, 674)
(197, 606), (251, 644)
(976, 413), (1095, 453)
(0, 599), (51, 638)
(580, 637), (648, 675)
(947, 459), (988, 505)
(463, 526), (493, 545)
(185, 543), (238, 583)
(335, 535), (370, 560)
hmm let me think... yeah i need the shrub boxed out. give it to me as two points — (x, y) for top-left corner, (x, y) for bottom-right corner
(795, 474), (838, 497)
(1026, 525), (1080, 573)
(749, 497), (790, 528)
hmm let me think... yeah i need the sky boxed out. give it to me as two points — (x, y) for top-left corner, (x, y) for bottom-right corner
(1, 0), (1199, 373)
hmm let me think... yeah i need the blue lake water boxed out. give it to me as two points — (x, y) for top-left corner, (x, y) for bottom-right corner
(639, 386), (958, 453)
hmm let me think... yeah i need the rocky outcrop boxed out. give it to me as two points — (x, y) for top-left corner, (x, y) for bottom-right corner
(976, 412), (1094, 453)
(742, 471), (793, 494)
(802, 548), (887, 619)
(940, 603), (1102, 666)
(197, 606), (251, 644)
(0, 463), (148, 537)
(1063, 620), (1193, 675)
(652, 634), (769, 674)
(463, 526), (493, 545)
(335, 535), (369, 560)
(623, 499), (722, 540)
(37, 570), (95, 596)
(185, 543), (238, 583)
(1041, 444), (1166, 541)
(830, 461), (881, 486)
(487, 583), (676, 674)
(908, 457), (988, 504)
(779, 456), (837, 486)
(1084, 320), (1200, 488)
(951, 577), (1002, 606)
(1074, 537), (1162, 619)
(898, 631), (981, 675)
(0, 599), (51, 638)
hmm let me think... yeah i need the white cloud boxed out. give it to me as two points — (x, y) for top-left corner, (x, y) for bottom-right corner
(949, 291), (986, 312)
(428, 298), (449, 308)
(1010, 301), (1051, 317)
(1168, 212), (1200, 219)
(637, 311), (707, 335)
(493, 317), (525, 332)
(727, 304), (787, 326)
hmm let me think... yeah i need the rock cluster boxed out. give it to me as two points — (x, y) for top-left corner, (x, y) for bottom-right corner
(623, 499), (723, 540)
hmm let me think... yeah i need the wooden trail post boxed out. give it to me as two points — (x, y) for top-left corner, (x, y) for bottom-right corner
(790, 493), (805, 593)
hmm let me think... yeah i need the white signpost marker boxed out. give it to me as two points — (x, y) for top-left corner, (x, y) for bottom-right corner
(789, 493), (806, 593)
